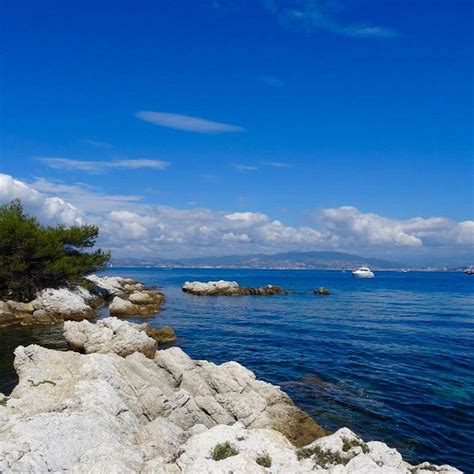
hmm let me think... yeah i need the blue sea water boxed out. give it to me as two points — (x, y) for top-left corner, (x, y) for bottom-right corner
(1, 269), (473, 472)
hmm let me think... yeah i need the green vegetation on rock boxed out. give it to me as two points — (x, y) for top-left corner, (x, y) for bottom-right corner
(211, 442), (239, 461)
(0, 199), (110, 302)
(297, 445), (348, 467)
(256, 454), (272, 468)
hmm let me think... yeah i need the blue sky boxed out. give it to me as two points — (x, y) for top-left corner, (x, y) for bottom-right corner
(0, 0), (472, 263)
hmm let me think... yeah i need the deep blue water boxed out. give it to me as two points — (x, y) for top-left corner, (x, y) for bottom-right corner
(1, 269), (472, 472)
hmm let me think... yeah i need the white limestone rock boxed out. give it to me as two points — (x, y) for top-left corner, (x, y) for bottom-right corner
(109, 292), (164, 317)
(0, 341), (461, 474)
(109, 296), (140, 316)
(129, 291), (154, 305)
(182, 280), (286, 296)
(85, 274), (133, 296)
(183, 280), (241, 295)
(63, 317), (157, 358)
(31, 287), (95, 320)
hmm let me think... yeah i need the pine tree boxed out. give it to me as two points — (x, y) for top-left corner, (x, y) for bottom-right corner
(0, 200), (110, 301)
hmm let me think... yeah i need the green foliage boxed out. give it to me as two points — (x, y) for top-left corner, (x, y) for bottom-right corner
(256, 454), (272, 468)
(210, 442), (239, 461)
(342, 437), (369, 454)
(0, 200), (110, 301)
(296, 445), (348, 467)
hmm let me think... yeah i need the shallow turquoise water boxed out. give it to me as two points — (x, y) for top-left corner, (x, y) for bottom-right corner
(1, 269), (473, 472)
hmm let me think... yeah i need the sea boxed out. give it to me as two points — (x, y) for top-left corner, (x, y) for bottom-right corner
(1, 268), (472, 472)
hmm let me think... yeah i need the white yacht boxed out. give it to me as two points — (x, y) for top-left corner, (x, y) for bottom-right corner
(352, 266), (375, 278)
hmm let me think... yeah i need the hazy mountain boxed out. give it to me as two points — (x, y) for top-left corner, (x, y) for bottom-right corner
(111, 251), (404, 270)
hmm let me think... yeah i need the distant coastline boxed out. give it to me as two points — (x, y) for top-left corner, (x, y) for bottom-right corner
(109, 248), (471, 273)
(110, 264), (464, 272)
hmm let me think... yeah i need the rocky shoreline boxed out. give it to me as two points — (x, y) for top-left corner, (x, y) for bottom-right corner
(0, 277), (463, 472)
(0, 275), (165, 329)
(0, 316), (461, 472)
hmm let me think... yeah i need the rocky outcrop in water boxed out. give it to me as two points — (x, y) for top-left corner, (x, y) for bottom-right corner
(314, 287), (330, 295)
(182, 280), (287, 296)
(0, 319), (460, 473)
(0, 275), (164, 328)
(63, 317), (158, 358)
(0, 287), (96, 328)
(139, 323), (177, 344)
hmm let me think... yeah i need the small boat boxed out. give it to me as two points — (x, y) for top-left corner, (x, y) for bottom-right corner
(352, 266), (375, 278)
(464, 267), (474, 275)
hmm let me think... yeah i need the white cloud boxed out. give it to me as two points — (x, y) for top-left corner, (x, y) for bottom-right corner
(222, 232), (251, 242)
(0, 174), (84, 226)
(31, 178), (144, 214)
(319, 206), (474, 248)
(261, 0), (397, 38)
(233, 163), (258, 172)
(39, 158), (170, 174)
(0, 174), (471, 260)
(225, 212), (268, 224)
(262, 161), (291, 168)
(457, 221), (474, 245)
(135, 110), (245, 133)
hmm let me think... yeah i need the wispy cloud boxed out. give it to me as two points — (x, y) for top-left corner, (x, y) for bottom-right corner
(31, 177), (144, 214)
(262, 0), (397, 38)
(39, 157), (170, 174)
(81, 139), (113, 149)
(262, 161), (292, 168)
(233, 163), (259, 172)
(261, 75), (285, 87)
(136, 110), (245, 133)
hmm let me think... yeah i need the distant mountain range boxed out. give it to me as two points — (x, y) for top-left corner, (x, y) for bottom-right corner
(110, 251), (406, 270)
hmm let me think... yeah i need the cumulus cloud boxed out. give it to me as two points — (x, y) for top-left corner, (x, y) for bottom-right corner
(0, 174), (471, 260)
(319, 206), (474, 249)
(0, 174), (84, 226)
(135, 110), (245, 133)
(39, 158), (170, 174)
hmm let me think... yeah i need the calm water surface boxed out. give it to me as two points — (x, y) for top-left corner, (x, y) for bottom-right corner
(1, 269), (472, 472)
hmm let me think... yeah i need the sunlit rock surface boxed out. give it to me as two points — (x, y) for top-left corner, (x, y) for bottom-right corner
(0, 320), (460, 473)
(63, 317), (157, 358)
(0, 275), (164, 327)
(182, 280), (287, 296)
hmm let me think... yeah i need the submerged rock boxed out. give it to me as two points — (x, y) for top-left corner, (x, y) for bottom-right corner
(0, 338), (460, 473)
(140, 324), (177, 344)
(183, 280), (287, 296)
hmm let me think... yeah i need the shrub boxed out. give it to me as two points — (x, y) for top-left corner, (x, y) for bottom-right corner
(211, 442), (239, 461)
(297, 445), (348, 467)
(0, 200), (110, 301)
(342, 437), (369, 454)
(256, 454), (272, 468)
